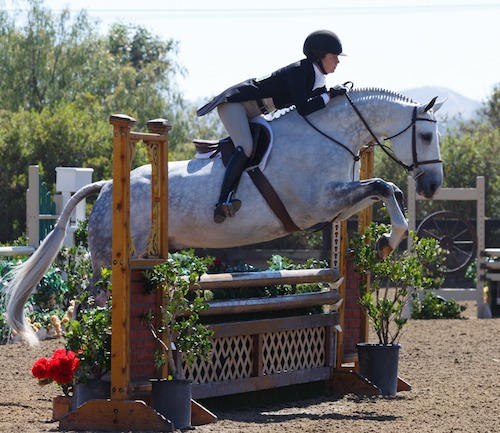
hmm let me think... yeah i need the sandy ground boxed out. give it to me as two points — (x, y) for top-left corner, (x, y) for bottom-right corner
(1, 300), (500, 433)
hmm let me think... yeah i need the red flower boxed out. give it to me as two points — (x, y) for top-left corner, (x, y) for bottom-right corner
(32, 348), (80, 385)
(31, 357), (51, 380)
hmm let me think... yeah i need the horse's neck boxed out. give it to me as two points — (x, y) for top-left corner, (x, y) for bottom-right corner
(343, 89), (416, 138)
(258, 89), (416, 171)
(317, 89), (416, 148)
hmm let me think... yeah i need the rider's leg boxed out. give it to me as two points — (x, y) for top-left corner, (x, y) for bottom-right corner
(213, 146), (249, 223)
(214, 102), (254, 223)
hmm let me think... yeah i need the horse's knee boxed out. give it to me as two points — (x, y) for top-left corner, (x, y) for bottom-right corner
(371, 179), (393, 198)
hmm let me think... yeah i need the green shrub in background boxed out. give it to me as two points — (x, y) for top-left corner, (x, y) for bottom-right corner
(0, 221), (94, 344)
(0, 293), (9, 344)
(64, 268), (112, 383)
(54, 220), (93, 307)
(411, 291), (466, 319)
(0, 258), (22, 343)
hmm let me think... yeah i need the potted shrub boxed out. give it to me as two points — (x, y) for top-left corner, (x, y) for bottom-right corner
(142, 250), (213, 430)
(64, 268), (112, 407)
(351, 222), (445, 395)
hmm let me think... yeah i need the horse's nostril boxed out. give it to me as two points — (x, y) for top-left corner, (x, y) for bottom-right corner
(425, 183), (439, 199)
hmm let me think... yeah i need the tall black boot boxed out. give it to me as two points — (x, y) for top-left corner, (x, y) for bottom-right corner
(214, 146), (249, 223)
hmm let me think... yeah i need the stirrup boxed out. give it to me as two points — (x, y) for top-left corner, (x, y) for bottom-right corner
(214, 199), (242, 223)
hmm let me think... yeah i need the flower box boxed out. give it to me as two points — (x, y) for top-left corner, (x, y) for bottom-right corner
(52, 395), (72, 420)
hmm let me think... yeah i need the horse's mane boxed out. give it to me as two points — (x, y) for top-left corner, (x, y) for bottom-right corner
(349, 87), (418, 104)
(266, 86), (418, 122)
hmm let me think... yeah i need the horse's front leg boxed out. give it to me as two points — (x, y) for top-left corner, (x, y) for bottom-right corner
(325, 178), (408, 258)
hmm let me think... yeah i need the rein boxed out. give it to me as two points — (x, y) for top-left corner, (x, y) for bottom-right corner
(302, 89), (442, 180)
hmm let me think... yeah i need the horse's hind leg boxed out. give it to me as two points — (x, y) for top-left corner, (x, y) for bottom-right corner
(326, 178), (408, 257)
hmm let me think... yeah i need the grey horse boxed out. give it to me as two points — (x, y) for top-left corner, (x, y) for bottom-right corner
(5, 88), (444, 345)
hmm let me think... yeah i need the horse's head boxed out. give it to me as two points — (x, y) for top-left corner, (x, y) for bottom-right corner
(389, 97), (445, 198)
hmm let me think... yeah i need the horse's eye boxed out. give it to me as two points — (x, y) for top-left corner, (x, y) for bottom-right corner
(420, 132), (433, 142)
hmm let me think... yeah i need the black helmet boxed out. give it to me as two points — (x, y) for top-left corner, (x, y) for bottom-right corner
(303, 30), (345, 58)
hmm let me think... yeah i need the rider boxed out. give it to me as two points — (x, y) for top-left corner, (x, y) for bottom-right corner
(197, 30), (347, 224)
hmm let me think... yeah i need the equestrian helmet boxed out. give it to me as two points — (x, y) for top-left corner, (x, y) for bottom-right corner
(303, 30), (345, 58)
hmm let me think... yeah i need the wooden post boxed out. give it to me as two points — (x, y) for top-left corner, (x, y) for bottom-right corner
(357, 147), (374, 343)
(334, 147), (374, 366)
(109, 114), (136, 401)
(476, 176), (486, 318)
(144, 118), (171, 258)
(62, 115), (176, 431)
(26, 165), (40, 248)
(408, 175), (486, 318)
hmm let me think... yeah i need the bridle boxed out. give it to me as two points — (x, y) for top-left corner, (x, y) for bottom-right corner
(302, 88), (443, 180)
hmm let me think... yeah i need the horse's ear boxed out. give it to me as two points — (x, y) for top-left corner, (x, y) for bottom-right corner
(431, 98), (446, 113)
(420, 96), (446, 113)
(423, 96), (438, 112)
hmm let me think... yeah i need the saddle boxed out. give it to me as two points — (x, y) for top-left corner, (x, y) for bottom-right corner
(193, 123), (270, 168)
(193, 123), (300, 232)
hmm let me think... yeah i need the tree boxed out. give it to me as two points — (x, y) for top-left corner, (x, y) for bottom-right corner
(0, 0), (188, 241)
(480, 84), (500, 130)
(0, 0), (102, 113)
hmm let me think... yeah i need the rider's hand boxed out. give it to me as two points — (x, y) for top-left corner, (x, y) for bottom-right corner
(329, 84), (347, 98)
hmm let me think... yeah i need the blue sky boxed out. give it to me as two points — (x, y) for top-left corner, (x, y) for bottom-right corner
(5, 0), (500, 102)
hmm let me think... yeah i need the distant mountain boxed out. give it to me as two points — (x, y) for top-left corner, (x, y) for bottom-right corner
(400, 86), (481, 121)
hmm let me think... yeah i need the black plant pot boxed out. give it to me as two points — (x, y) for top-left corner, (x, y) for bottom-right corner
(73, 379), (111, 408)
(150, 378), (192, 430)
(356, 343), (400, 396)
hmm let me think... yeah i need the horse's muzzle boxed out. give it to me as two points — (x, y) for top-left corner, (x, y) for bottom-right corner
(416, 175), (442, 199)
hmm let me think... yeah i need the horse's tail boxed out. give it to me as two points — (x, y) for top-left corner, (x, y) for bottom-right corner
(4, 180), (107, 346)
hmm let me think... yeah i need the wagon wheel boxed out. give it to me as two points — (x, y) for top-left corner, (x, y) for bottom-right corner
(416, 210), (477, 273)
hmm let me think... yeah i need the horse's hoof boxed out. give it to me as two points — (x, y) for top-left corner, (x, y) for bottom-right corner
(375, 235), (393, 260)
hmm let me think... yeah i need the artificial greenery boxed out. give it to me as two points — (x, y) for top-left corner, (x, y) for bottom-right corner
(206, 255), (329, 301)
(352, 222), (446, 344)
(411, 291), (465, 319)
(264, 255), (329, 297)
(201, 254), (330, 322)
(142, 250), (214, 379)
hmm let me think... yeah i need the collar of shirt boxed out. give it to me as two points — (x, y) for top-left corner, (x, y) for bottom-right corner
(312, 63), (326, 91)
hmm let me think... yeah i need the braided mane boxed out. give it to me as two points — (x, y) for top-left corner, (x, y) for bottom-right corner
(267, 86), (418, 121)
(350, 87), (418, 104)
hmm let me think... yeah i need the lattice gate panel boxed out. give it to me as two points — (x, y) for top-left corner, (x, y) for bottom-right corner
(182, 335), (253, 384)
(262, 327), (326, 375)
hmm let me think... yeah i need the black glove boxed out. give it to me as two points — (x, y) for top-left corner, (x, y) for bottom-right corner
(329, 84), (347, 98)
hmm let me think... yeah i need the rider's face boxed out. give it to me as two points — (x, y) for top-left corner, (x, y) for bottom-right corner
(321, 53), (340, 74)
